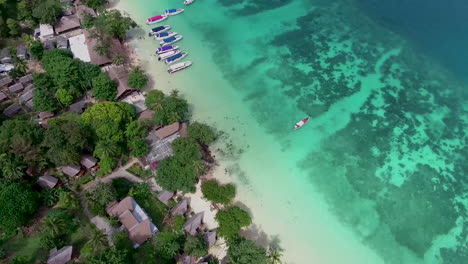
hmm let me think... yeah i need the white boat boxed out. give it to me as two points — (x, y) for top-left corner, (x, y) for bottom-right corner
(154, 31), (177, 40)
(164, 8), (184, 16)
(146, 15), (168, 24)
(160, 35), (183, 46)
(149, 25), (171, 36)
(293, 117), (310, 130)
(184, 0), (195, 5)
(165, 52), (188, 65)
(156, 45), (179, 55)
(159, 50), (181, 61)
(168, 61), (192, 74)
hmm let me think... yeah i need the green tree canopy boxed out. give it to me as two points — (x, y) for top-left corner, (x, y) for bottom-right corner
(228, 239), (268, 264)
(92, 73), (117, 101)
(83, 0), (108, 10)
(0, 154), (25, 182)
(187, 122), (217, 145)
(216, 206), (252, 241)
(156, 157), (201, 193)
(88, 246), (129, 264)
(127, 66), (148, 89)
(152, 96), (189, 126)
(55, 88), (74, 106)
(201, 180), (236, 205)
(29, 40), (44, 60)
(32, 73), (60, 112)
(153, 230), (185, 260)
(42, 113), (91, 166)
(0, 119), (44, 167)
(145, 90), (165, 110)
(172, 138), (201, 162)
(85, 182), (117, 216)
(0, 183), (39, 233)
(41, 49), (83, 97)
(184, 235), (209, 258)
(32, 0), (63, 25)
(82, 102), (135, 130)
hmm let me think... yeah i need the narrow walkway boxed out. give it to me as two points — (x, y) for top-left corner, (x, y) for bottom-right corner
(83, 159), (143, 190)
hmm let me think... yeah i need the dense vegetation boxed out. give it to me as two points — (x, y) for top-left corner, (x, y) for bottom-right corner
(216, 206), (252, 241)
(0, 183), (39, 233)
(145, 90), (189, 126)
(127, 67), (148, 89)
(201, 179), (236, 204)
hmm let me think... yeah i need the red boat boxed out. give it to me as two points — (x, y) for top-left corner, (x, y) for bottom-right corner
(294, 117), (310, 130)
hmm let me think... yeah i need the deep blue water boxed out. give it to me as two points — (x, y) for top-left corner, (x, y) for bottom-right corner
(358, 0), (468, 82)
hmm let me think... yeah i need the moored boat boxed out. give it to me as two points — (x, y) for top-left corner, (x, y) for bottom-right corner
(168, 61), (192, 74)
(293, 117), (310, 130)
(159, 50), (181, 61)
(164, 8), (184, 16)
(149, 25), (171, 36)
(160, 35), (183, 46)
(147, 15), (168, 24)
(154, 32), (177, 40)
(164, 52), (188, 65)
(156, 45), (179, 55)
(184, 0), (195, 5)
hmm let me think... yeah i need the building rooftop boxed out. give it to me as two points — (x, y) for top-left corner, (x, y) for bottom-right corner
(40, 24), (55, 40)
(170, 199), (188, 216)
(0, 76), (13, 87)
(19, 74), (33, 85)
(80, 154), (97, 169)
(39, 112), (55, 120)
(154, 122), (180, 140)
(107, 66), (132, 99)
(156, 190), (174, 206)
(204, 231), (217, 247)
(38, 175), (59, 189)
(69, 100), (86, 114)
(184, 212), (203, 236)
(62, 165), (81, 177)
(0, 92), (8, 102)
(8, 83), (24, 94)
(84, 30), (124, 66)
(57, 38), (69, 49)
(54, 15), (81, 34)
(69, 34), (91, 62)
(19, 89), (34, 103)
(3, 103), (21, 117)
(47, 246), (72, 264)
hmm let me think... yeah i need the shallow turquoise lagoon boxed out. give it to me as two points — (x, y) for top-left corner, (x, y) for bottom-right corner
(118, 0), (468, 263)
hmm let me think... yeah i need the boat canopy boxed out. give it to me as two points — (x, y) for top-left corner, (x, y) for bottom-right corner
(167, 53), (182, 61)
(163, 36), (176, 42)
(168, 9), (177, 12)
(148, 15), (164, 22)
(159, 46), (173, 51)
(152, 26), (165, 32)
(158, 32), (169, 36)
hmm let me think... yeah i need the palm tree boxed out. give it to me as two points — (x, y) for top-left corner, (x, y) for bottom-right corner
(170, 89), (179, 97)
(41, 217), (66, 238)
(43, 189), (60, 206)
(57, 191), (79, 211)
(94, 140), (119, 159)
(13, 57), (28, 75)
(22, 34), (34, 47)
(0, 154), (25, 181)
(88, 231), (108, 254)
(267, 248), (283, 264)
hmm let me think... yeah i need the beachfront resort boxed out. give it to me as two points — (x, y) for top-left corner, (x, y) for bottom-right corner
(0, 0), (281, 263)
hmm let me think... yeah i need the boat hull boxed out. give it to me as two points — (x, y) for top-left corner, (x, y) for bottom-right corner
(159, 50), (181, 60)
(149, 25), (171, 36)
(168, 61), (192, 74)
(293, 117), (310, 130)
(146, 15), (168, 24)
(165, 9), (184, 16)
(184, 0), (194, 5)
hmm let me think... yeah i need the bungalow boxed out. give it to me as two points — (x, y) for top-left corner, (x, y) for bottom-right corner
(57, 38), (69, 50)
(8, 83), (24, 94)
(19, 89), (34, 103)
(75, 4), (96, 23)
(107, 196), (159, 247)
(170, 199), (188, 216)
(62, 165), (82, 177)
(25, 99), (34, 111)
(137, 109), (155, 121)
(47, 246), (72, 264)
(204, 231), (217, 247)
(80, 155), (98, 170)
(16, 45), (29, 60)
(0, 48), (12, 64)
(0, 76), (13, 87)
(0, 63), (14, 74)
(155, 122), (180, 140)
(69, 31), (124, 66)
(43, 40), (55, 50)
(3, 103), (21, 117)
(107, 66), (133, 99)
(69, 100), (86, 114)
(38, 175), (59, 189)
(183, 212), (203, 236)
(156, 190), (174, 206)
(19, 74), (33, 85)
(39, 24), (55, 41)
(0, 92), (8, 103)
(54, 15), (81, 35)
(39, 112), (55, 120)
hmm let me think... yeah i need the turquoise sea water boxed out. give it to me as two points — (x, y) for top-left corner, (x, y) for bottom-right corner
(118, 0), (468, 263)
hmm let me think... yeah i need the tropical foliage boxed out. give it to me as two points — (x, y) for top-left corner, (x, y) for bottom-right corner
(85, 182), (117, 216)
(0, 183), (39, 233)
(216, 206), (252, 241)
(201, 180), (236, 205)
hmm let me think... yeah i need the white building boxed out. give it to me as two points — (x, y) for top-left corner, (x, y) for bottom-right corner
(39, 24), (55, 41)
(68, 33), (91, 62)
